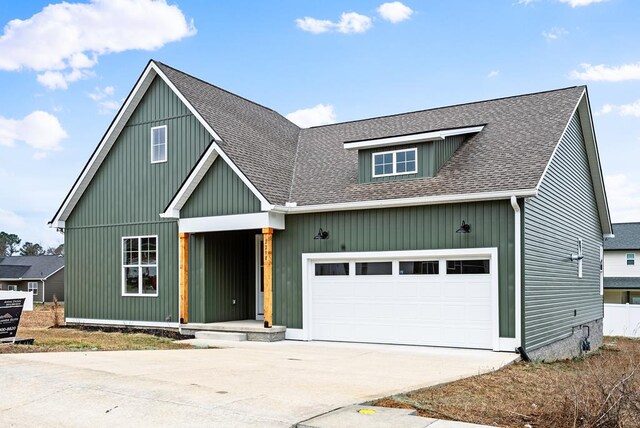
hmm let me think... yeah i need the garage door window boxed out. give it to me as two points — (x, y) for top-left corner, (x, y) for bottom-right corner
(315, 263), (349, 276)
(356, 262), (392, 275)
(399, 261), (439, 275)
(447, 260), (490, 274)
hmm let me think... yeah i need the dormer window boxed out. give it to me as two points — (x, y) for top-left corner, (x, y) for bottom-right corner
(373, 148), (417, 177)
(151, 125), (167, 163)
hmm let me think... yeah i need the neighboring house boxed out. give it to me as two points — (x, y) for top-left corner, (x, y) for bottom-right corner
(604, 222), (640, 304)
(50, 60), (612, 360)
(0, 255), (65, 303)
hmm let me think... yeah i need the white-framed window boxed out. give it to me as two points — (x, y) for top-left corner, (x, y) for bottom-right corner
(372, 148), (417, 177)
(122, 236), (158, 297)
(627, 253), (635, 266)
(28, 282), (38, 295)
(7, 284), (17, 291)
(150, 125), (167, 163)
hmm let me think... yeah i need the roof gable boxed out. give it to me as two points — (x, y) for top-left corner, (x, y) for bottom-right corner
(0, 256), (64, 279)
(604, 223), (640, 250)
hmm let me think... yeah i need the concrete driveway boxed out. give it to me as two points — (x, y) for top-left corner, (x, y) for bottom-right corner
(0, 340), (517, 427)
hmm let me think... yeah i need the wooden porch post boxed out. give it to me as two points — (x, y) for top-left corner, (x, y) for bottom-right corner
(179, 232), (190, 324)
(262, 227), (273, 328)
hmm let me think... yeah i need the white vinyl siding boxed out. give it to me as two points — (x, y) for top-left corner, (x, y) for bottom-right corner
(604, 251), (640, 277)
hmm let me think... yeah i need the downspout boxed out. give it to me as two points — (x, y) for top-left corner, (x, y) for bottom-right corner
(41, 279), (46, 304)
(510, 196), (522, 352)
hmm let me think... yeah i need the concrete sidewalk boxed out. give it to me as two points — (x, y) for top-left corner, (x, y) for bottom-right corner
(0, 340), (515, 427)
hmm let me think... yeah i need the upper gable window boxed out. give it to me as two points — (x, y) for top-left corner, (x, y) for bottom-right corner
(151, 125), (167, 163)
(372, 148), (417, 177)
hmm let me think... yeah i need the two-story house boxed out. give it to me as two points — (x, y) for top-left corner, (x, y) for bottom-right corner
(604, 222), (640, 304)
(50, 60), (611, 360)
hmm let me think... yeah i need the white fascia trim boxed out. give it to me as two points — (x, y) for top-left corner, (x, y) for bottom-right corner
(152, 63), (272, 210)
(42, 265), (65, 281)
(300, 247), (508, 351)
(161, 146), (219, 218)
(65, 318), (179, 329)
(51, 64), (159, 228)
(344, 125), (484, 150)
(179, 212), (285, 233)
(277, 189), (537, 214)
(534, 89), (612, 236)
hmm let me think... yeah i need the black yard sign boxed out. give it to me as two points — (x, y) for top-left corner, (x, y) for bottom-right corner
(0, 298), (25, 341)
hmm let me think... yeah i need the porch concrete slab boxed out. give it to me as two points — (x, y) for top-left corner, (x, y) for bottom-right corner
(183, 320), (287, 333)
(0, 340), (515, 427)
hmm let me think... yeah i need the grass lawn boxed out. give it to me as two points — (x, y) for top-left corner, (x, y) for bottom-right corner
(0, 303), (191, 354)
(375, 338), (640, 427)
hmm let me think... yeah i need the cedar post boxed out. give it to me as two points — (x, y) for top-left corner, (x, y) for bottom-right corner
(262, 228), (273, 328)
(179, 232), (190, 324)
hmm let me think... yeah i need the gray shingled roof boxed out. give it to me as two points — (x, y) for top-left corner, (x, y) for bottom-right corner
(155, 62), (300, 205)
(604, 223), (640, 250)
(154, 63), (585, 207)
(0, 256), (64, 279)
(291, 87), (585, 205)
(604, 277), (640, 289)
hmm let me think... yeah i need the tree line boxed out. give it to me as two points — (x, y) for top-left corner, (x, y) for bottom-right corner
(0, 231), (64, 257)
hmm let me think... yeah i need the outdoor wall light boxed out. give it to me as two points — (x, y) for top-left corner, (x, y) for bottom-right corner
(314, 228), (329, 240)
(456, 221), (471, 234)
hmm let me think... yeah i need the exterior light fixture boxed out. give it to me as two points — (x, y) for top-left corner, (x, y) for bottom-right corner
(456, 221), (471, 234)
(314, 228), (329, 240)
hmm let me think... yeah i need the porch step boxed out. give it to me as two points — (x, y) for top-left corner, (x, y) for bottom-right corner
(194, 331), (247, 341)
(182, 320), (286, 342)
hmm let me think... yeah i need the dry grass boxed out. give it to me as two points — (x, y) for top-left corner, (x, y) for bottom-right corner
(0, 304), (191, 354)
(375, 338), (640, 427)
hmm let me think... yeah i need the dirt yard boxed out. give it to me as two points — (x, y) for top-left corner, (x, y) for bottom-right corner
(0, 303), (191, 353)
(375, 338), (640, 427)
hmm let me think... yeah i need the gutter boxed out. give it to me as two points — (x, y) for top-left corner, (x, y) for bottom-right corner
(272, 189), (538, 214)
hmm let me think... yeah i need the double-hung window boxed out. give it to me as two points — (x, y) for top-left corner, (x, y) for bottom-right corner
(28, 282), (38, 295)
(627, 253), (635, 266)
(151, 125), (167, 163)
(122, 236), (158, 296)
(372, 148), (417, 177)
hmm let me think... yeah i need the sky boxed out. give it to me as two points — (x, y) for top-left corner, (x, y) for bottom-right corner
(0, 0), (639, 249)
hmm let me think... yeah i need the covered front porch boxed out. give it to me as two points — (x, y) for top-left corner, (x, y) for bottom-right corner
(176, 212), (285, 340)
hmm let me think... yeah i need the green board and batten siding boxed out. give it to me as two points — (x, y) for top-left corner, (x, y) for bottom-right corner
(65, 76), (213, 322)
(181, 158), (262, 218)
(358, 135), (466, 183)
(273, 200), (517, 337)
(523, 111), (603, 351)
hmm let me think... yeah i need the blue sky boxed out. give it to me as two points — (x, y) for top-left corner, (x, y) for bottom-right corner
(0, 0), (639, 248)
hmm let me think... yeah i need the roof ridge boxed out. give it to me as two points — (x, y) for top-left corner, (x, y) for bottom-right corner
(305, 86), (585, 130)
(153, 60), (300, 129)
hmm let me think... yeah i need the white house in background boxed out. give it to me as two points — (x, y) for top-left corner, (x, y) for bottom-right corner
(603, 222), (640, 304)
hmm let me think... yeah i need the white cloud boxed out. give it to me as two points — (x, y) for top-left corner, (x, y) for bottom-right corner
(605, 174), (640, 223)
(487, 70), (500, 78)
(0, 111), (67, 151)
(598, 100), (640, 117)
(87, 86), (120, 113)
(0, 208), (26, 230)
(87, 86), (115, 101)
(295, 17), (334, 34)
(296, 12), (372, 34)
(570, 63), (640, 82)
(559, 0), (608, 6)
(0, 0), (196, 89)
(98, 100), (122, 115)
(286, 104), (337, 128)
(518, 0), (538, 4)
(542, 27), (568, 41)
(378, 2), (413, 23)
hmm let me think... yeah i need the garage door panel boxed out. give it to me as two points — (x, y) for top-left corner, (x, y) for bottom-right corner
(309, 255), (494, 349)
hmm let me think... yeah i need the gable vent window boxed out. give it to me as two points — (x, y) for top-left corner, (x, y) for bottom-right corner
(151, 125), (167, 163)
(372, 148), (417, 177)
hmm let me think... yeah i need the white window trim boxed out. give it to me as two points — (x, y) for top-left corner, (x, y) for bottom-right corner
(150, 125), (167, 164)
(7, 284), (17, 291)
(122, 235), (159, 297)
(27, 282), (38, 296)
(372, 147), (418, 178)
(627, 253), (635, 266)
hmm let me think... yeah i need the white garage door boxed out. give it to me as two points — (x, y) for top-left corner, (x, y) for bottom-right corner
(308, 254), (495, 349)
